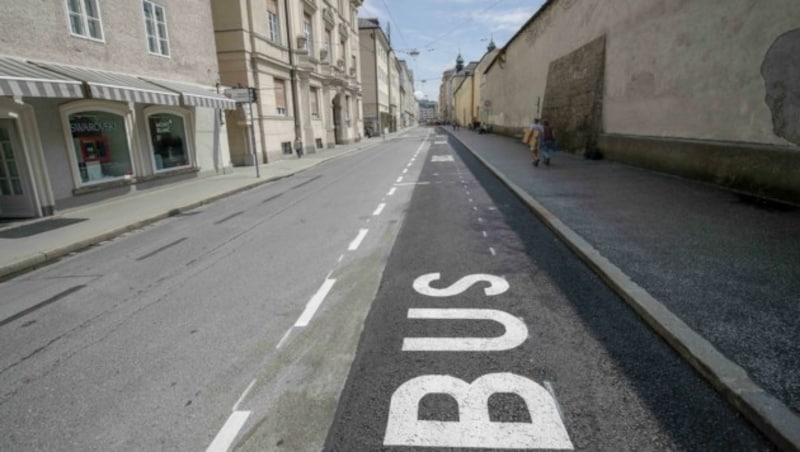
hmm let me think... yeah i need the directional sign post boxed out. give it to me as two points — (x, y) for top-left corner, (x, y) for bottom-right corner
(225, 87), (260, 178)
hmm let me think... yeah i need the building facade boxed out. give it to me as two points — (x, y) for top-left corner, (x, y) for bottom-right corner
(480, 0), (800, 202)
(358, 18), (394, 136)
(213, 0), (363, 165)
(397, 60), (416, 128)
(0, 0), (234, 218)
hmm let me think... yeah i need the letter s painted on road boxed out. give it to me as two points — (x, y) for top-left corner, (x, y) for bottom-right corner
(412, 273), (509, 297)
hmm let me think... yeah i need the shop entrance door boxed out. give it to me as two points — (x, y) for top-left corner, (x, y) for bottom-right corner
(0, 119), (36, 218)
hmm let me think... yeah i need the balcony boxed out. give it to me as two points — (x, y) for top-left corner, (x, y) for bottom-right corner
(303, 0), (317, 12)
(322, 8), (335, 29)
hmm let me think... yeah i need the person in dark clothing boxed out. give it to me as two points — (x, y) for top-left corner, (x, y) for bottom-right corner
(294, 137), (304, 158)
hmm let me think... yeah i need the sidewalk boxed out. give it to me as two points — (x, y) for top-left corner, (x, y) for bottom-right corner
(0, 136), (385, 281)
(445, 128), (800, 450)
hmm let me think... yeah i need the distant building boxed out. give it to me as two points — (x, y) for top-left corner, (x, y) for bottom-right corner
(418, 99), (438, 123)
(212, 0), (364, 164)
(359, 18), (393, 135)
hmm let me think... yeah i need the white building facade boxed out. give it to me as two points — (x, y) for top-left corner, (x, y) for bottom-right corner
(0, 0), (234, 218)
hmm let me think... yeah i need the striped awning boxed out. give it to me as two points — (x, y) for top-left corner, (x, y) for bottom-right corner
(142, 78), (237, 110)
(33, 62), (180, 106)
(0, 56), (84, 99)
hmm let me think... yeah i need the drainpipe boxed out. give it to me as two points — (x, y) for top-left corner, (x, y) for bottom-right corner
(283, 0), (303, 146)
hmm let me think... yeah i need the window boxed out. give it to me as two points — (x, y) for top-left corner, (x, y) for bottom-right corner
(66, 0), (104, 41)
(310, 87), (320, 118)
(267, 0), (281, 44)
(303, 13), (314, 56)
(315, 138), (323, 148)
(143, 1), (170, 57)
(68, 110), (133, 185)
(147, 112), (190, 171)
(325, 30), (332, 61)
(281, 141), (292, 155)
(274, 78), (287, 116)
(345, 95), (351, 121)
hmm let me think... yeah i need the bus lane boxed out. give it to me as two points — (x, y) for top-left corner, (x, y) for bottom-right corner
(323, 136), (772, 451)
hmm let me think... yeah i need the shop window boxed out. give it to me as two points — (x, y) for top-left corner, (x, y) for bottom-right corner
(68, 111), (133, 184)
(66, 0), (104, 42)
(147, 112), (190, 171)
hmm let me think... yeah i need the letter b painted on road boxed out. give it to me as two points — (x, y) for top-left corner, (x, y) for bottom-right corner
(383, 373), (573, 449)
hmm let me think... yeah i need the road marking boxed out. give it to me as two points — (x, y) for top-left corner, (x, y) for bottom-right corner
(295, 278), (337, 327)
(432, 155), (454, 162)
(396, 176), (404, 183)
(395, 182), (430, 186)
(466, 190), (470, 195)
(482, 231), (488, 238)
(207, 411), (250, 452)
(402, 168), (408, 174)
(338, 254), (345, 263)
(544, 381), (568, 428)
(349, 228), (369, 251)
(489, 247), (496, 256)
(232, 379), (257, 412)
(387, 187), (397, 196)
(469, 198), (473, 203)
(276, 327), (293, 349)
(373, 203), (386, 216)
(478, 217), (484, 223)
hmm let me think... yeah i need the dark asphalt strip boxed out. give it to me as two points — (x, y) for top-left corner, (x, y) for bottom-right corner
(0, 285), (86, 327)
(214, 211), (245, 225)
(290, 175), (323, 190)
(324, 137), (774, 451)
(135, 237), (187, 261)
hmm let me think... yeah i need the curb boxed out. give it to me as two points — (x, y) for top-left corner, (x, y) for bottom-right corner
(445, 129), (800, 451)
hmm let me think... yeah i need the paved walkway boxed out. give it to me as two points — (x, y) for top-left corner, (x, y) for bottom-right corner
(1, 126), (798, 448)
(445, 128), (800, 450)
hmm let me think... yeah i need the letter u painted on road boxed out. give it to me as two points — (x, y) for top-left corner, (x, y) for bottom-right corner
(402, 308), (528, 352)
(383, 373), (574, 449)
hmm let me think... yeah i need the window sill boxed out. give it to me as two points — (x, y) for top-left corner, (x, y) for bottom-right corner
(73, 176), (135, 196)
(139, 166), (198, 182)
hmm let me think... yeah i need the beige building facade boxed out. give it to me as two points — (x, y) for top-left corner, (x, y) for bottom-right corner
(358, 18), (393, 136)
(213, 0), (363, 165)
(481, 0), (800, 202)
(0, 0), (234, 218)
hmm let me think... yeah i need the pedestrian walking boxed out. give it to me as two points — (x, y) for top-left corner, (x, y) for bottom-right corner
(540, 119), (557, 166)
(294, 137), (304, 158)
(529, 118), (544, 166)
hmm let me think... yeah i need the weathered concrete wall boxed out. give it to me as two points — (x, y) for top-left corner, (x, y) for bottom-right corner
(483, 0), (800, 148)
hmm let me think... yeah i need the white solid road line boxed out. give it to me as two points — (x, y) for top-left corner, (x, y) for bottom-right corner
(349, 228), (369, 251)
(295, 278), (337, 327)
(373, 203), (386, 216)
(276, 327), (293, 349)
(232, 379), (257, 412)
(207, 411), (251, 452)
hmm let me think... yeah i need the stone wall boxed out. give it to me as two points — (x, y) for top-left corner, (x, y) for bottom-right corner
(541, 35), (605, 153)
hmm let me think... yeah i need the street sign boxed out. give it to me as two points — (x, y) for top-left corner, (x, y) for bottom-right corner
(224, 87), (257, 103)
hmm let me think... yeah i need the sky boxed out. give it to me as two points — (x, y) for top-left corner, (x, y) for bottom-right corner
(357, 0), (546, 102)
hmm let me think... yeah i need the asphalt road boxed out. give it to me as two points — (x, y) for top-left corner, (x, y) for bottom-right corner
(0, 127), (777, 451)
(324, 132), (774, 451)
(0, 130), (429, 451)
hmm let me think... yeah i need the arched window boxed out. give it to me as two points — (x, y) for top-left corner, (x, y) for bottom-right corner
(63, 105), (133, 185)
(145, 110), (191, 171)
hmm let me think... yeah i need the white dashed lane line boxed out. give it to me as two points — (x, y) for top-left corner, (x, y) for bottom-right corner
(349, 228), (369, 251)
(396, 176), (404, 183)
(387, 187), (397, 196)
(207, 411), (251, 452)
(295, 278), (337, 327)
(373, 203), (386, 216)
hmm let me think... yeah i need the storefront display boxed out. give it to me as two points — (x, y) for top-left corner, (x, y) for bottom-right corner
(148, 113), (189, 170)
(68, 111), (132, 184)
